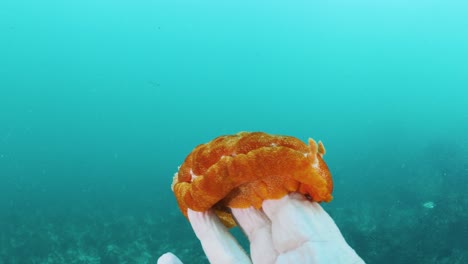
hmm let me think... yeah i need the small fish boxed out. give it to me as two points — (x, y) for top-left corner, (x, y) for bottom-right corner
(422, 201), (435, 209)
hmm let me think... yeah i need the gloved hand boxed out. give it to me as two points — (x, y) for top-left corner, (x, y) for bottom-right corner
(158, 193), (364, 264)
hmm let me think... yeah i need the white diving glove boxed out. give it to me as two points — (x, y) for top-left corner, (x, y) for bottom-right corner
(158, 193), (364, 264)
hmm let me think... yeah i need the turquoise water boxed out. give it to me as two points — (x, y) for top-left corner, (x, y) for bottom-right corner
(1, 0), (467, 263)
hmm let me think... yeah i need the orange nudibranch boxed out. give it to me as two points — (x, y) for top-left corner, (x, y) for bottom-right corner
(172, 131), (333, 227)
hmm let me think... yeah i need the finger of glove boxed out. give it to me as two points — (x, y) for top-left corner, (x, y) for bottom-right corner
(232, 207), (278, 264)
(187, 209), (252, 264)
(262, 193), (364, 264)
(157, 252), (184, 264)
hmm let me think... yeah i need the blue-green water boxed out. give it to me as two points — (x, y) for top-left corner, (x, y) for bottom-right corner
(1, 1), (467, 263)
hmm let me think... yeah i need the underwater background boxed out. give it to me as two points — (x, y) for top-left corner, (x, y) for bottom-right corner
(1, 0), (467, 263)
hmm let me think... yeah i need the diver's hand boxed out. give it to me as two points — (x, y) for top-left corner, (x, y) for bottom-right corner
(158, 193), (364, 264)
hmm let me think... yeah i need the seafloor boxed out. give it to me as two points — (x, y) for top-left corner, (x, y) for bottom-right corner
(1, 142), (467, 264)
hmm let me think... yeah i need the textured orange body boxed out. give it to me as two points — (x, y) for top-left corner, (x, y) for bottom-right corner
(172, 132), (333, 227)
